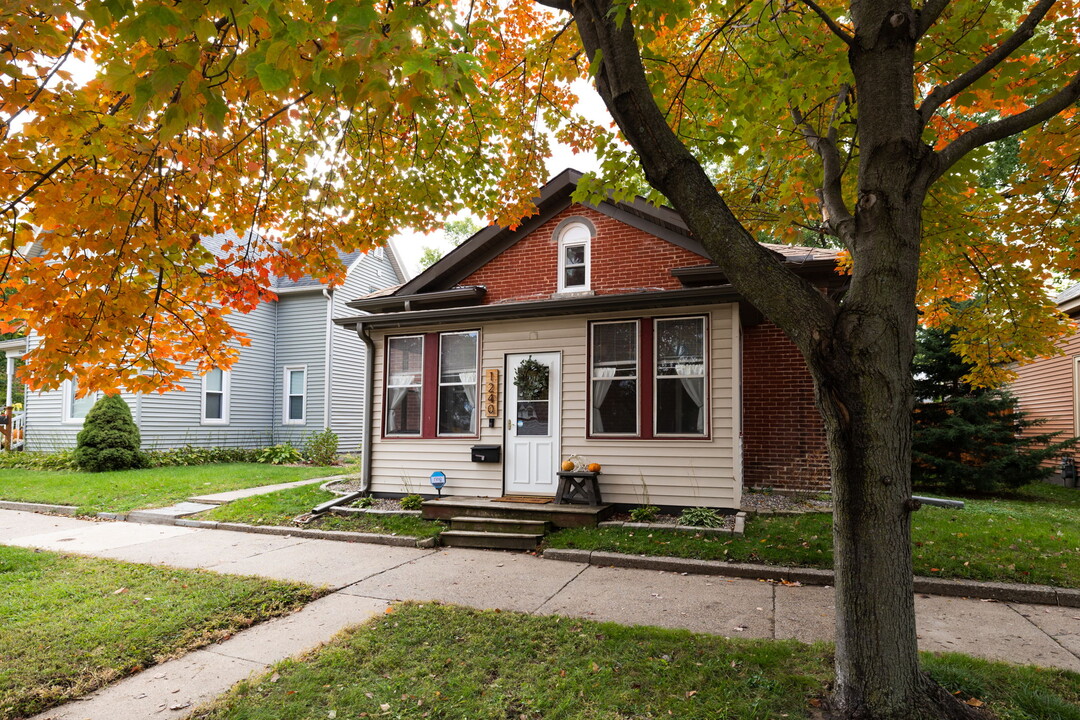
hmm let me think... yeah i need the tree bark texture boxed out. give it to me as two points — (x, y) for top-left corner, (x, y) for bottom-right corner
(569, 1), (984, 717)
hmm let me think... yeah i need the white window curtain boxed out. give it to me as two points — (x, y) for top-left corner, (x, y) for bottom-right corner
(676, 363), (706, 431)
(591, 366), (617, 432)
(458, 371), (477, 410)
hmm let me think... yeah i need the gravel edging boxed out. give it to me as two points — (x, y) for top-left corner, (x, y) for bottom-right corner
(0, 500), (78, 515)
(542, 548), (1080, 607)
(330, 507), (422, 518)
(598, 511), (746, 535)
(111, 512), (437, 548)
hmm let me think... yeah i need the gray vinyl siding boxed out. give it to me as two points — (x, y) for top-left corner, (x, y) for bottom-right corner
(367, 303), (742, 509)
(273, 291), (328, 446)
(330, 250), (402, 453)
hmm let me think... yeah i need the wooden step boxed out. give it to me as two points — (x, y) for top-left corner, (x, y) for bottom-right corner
(450, 516), (549, 535)
(439, 530), (544, 551)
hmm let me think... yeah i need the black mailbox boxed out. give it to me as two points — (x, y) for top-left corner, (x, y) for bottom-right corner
(471, 444), (501, 463)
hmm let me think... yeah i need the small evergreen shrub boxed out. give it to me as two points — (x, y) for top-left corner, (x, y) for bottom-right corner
(303, 429), (339, 466)
(678, 507), (724, 528)
(73, 395), (146, 472)
(629, 505), (660, 523)
(399, 494), (424, 510)
(258, 443), (303, 465)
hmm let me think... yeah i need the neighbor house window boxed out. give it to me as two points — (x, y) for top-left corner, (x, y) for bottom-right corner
(202, 368), (229, 424)
(589, 315), (709, 439)
(385, 335), (424, 436)
(63, 380), (99, 423)
(438, 331), (478, 436)
(384, 330), (480, 438)
(284, 366), (307, 424)
(557, 220), (592, 292)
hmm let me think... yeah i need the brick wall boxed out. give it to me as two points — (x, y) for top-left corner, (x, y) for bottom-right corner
(462, 205), (705, 304)
(742, 322), (832, 491)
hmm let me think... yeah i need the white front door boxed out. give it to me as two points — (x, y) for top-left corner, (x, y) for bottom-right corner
(504, 352), (561, 496)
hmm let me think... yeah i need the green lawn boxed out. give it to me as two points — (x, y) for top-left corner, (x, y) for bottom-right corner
(191, 603), (1080, 720)
(198, 484), (444, 539)
(0, 545), (321, 719)
(0, 463), (345, 515)
(547, 483), (1080, 588)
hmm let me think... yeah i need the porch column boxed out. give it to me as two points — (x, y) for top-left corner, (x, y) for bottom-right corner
(4, 353), (12, 407)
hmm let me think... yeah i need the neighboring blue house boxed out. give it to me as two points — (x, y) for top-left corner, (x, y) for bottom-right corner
(1, 234), (405, 453)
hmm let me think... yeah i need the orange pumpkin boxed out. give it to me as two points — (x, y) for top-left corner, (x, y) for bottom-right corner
(561, 460), (575, 471)
(587, 463), (602, 472)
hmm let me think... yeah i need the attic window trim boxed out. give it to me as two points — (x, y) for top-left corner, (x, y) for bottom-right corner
(556, 218), (594, 293)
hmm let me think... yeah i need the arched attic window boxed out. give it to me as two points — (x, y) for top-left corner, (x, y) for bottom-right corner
(556, 219), (593, 293)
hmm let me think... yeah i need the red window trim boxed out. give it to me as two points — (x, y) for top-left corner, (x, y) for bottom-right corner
(383, 330), (481, 440)
(586, 314), (711, 441)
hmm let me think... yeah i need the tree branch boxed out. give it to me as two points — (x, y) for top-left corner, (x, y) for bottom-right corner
(535, 0), (572, 10)
(796, 0), (854, 47)
(791, 88), (856, 248)
(916, 0), (952, 37)
(918, 0), (1057, 126)
(570, 0), (836, 351)
(930, 72), (1080, 184)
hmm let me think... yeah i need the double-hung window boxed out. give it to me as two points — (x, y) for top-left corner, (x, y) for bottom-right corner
(386, 336), (424, 436)
(384, 331), (480, 438)
(655, 317), (707, 435)
(590, 321), (639, 435)
(557, 221), (592, 292)
(438, 331), (479, 436)
(589, 316), (709, 438)
(63, 380), (98, 423)
(202, 368), (229, 424)
(283, 366), (307, 424)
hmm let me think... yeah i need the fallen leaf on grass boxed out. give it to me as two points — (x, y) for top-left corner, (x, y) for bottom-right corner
(965, 698), (985, 708)
(112, 587), (128, 595)
(269, 673), (280, 683)
(685, 690), (698, 698)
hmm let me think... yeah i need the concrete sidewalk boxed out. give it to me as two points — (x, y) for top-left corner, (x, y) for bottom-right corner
(2, 508), (1078, 720)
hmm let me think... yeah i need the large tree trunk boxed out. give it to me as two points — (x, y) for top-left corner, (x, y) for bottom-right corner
(565, 1), (990, 717)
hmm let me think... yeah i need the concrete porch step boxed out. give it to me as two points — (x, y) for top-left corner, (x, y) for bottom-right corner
(439, 530), (544, 551)
(449, 516), (549, 535)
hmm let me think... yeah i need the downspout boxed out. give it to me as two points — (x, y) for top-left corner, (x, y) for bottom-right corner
(322, 288), (333, 431)
(312, 320), (373, 514)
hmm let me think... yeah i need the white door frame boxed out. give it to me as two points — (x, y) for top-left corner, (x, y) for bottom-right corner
(503, 352), (561, 496)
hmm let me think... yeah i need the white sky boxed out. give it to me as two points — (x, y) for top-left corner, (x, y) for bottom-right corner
(390, 79), (613, 277)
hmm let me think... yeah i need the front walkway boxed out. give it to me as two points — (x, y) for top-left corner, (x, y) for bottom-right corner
(1, 509), (1077, 719)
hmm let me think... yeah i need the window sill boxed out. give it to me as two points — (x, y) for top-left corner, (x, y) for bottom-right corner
(201, 420), (230, 426)
(551, 289), (594, 299)
(283, 420), (306, 426)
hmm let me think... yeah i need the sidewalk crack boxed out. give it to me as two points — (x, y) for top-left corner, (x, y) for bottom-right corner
(530, 563), (589, 615)
(1006, 602), (1080, 664)
(336, 548), (441, 592)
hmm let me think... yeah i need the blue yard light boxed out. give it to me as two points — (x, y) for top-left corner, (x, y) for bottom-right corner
(429, 471), (447, 498)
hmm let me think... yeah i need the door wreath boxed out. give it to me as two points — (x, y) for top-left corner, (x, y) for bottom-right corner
(514, 357), (549, 401)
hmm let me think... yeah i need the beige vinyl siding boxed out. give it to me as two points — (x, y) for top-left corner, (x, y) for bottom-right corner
(1010, 332), (1080, 440)
(368, 302), (741, 508)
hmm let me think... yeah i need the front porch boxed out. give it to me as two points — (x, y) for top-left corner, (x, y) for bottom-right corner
(422, 496), (614, 550)
(1, 406), (25, 451)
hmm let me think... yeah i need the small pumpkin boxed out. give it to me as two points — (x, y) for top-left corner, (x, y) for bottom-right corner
(587, 463), (602, 472)
(561, 460), (575, 471)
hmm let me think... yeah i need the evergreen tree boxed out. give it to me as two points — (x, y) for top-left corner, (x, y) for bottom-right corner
(912, 326), (1074, 494)
(74, 395), (146, 472)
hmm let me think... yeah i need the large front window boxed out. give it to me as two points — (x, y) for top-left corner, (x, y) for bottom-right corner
(386, 336), (424, 436)
(384, 330), (481, 438)
(589, 316), (709, 438)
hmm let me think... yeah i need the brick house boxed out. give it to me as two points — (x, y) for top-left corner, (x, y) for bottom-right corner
(335, 170), (839, 509)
